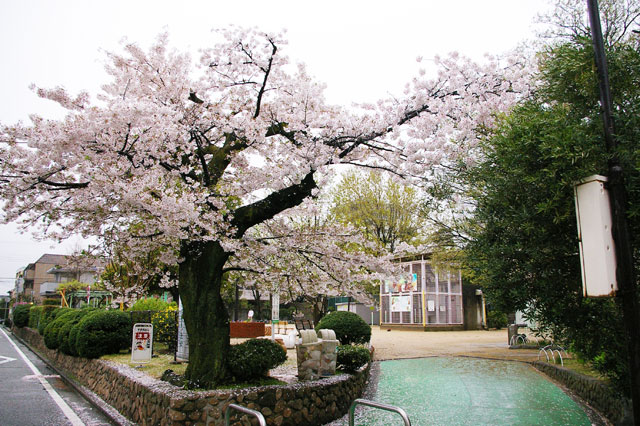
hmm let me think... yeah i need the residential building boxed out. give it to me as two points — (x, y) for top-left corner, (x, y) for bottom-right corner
(14, 254), (102, 302)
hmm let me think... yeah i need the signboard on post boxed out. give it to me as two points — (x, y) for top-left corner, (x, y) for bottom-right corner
(271, 290), (279, 340)
(131, 323), (153, 364)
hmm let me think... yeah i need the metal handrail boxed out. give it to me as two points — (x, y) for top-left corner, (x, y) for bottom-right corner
(225, 403), (266, 426)
(349, 398), (411, 426)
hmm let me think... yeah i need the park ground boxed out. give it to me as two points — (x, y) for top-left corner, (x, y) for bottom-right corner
(370, 327), (539, 361)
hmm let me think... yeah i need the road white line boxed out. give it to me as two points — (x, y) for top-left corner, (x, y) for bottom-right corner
(0, 327), (85, 426)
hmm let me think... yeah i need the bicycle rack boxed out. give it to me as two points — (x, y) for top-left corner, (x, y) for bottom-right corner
(510, 334), (528, 346)
(349, 398), (411, 426)
(225, 403), (266, 426)
(538, 347), (550, 362)
(538, 345), (567, 366)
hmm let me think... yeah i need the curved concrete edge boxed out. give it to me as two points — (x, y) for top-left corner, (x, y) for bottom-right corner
(532, 360), (632, 425)
(5, 326), (134, 426)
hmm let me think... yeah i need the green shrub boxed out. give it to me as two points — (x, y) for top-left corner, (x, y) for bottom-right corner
(75, 310), (131, 358)
(151, 307), (178, 352)
(487, 311), (508, 330)
(38, 306), (60, 335)
(42, 298), (60, 306)
(28, 305), (43, 328)
(52, 307), (73, 319)
(316, 311), (371, 345)
(336, 345), (370, 373)
(128, 298), (175, 312)
(58, 309), (97, 355)
(43, 310), (76, 349)
(12, 304), (31, 328)
(228, 338), (287, 381)
(67, 322), (84, 356)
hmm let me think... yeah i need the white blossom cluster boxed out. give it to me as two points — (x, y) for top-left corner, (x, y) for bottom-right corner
(0, 28), (531, 298)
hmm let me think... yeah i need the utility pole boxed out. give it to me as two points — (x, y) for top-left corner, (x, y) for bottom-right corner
(586, 1), (640, 423)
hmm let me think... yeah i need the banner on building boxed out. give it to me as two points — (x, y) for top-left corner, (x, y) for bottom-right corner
(388, 273), (418, 293)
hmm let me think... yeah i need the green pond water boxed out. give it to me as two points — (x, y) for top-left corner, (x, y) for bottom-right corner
(353, 357), (591, 426)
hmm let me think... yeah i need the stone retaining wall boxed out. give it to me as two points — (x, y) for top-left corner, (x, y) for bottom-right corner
(13, 326), (370, 426)
(532, 361), (632, 424)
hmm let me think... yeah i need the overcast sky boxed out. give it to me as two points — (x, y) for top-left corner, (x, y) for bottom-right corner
(0, 0), (554, 295)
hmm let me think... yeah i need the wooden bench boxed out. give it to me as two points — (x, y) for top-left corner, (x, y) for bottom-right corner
(294, 319), (315, 333)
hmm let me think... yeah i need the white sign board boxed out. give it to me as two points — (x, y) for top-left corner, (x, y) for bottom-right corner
(391, 295), (411, 312)
(271, 291), (280, 322)
(131, 323), (153, 363)
(176, 298), (189, 361)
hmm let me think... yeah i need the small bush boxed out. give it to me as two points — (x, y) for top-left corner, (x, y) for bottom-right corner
(42, 298), (60, 306)
(38, 306), (61, 335)
(152, 307), (178, 352)
(12, 304), (31, 328)
(28, 306), (43, 328)
(487, 311), (508, 330)
(228, 338), (287, 381)
(4, 317), (12, 328)
(336, 345), (370, 373)
(316, 311), (371, 345)
(43, 310), (76, 349)
(75, 310), (131, 358)
(128, 298), (175, 312)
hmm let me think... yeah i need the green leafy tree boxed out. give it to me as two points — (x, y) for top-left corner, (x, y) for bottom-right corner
(465, 28), (640, 394)
(331, 170), (424, 254)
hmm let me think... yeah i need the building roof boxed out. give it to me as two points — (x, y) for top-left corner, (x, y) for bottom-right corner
(47, 265), (99, 274)
(35, 253), (70, 265)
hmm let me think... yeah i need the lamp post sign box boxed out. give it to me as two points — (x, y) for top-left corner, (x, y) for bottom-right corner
(574, 175), (618, 297)
(131, 323), (153, 363)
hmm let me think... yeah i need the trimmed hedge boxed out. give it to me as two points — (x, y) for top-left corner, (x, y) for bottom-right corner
(228, 338), (287, 382)
(38, 306), (60, 335)
(75, 310), (131, 358)
(59, 309), (97, 355)
(337, 345), (370, 373)
(12, 304), (31, 328)
(28, 306), (43, 328)
(316, 311), (371, 345)
(43, 309), (76, 349)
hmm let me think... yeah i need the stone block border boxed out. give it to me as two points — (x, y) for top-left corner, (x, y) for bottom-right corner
(532, 361), (632, 424)
(13, 326), (370, 426)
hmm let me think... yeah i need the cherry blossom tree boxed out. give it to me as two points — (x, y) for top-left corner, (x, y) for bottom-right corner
(0, 28), (529, 386)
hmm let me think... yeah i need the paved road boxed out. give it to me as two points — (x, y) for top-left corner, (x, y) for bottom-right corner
(0, 326), (115, 426)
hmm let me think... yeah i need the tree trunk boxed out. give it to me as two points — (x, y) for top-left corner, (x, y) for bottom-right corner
(311, 295), (328, 324)
(179, 240), (231, 387)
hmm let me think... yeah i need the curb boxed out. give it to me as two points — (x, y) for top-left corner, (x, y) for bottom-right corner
(4, 326), (135, 426)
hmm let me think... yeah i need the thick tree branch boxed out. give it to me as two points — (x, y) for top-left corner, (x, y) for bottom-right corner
(231, 170), (316, 237)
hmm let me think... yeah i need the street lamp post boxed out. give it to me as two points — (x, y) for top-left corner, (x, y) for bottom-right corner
(586, 1), (640, 423)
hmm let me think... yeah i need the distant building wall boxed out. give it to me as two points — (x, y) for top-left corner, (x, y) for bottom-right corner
(335, 302), (380, 325)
